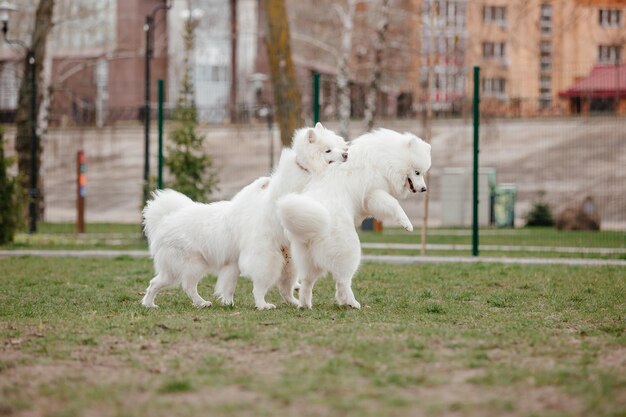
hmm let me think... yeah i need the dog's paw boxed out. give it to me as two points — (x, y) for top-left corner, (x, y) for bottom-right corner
(338, 299), (361, 309)
(194, 300), (212, 308)
(285, 297), (299, 307)
(216, 294), (234, 306)
(401, 220), (413, 232)
(256, 303), (277, 310)
(141, 300), (158, 308)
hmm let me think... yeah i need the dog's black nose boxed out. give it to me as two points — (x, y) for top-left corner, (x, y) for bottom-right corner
(342, 152), (348, 160)
(420, 186), (427, 193)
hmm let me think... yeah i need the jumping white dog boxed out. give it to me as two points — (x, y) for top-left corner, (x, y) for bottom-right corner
(277, 129), (432, 309)
(141, 123), (348, 309)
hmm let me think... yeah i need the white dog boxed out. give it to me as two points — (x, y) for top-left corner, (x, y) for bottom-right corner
(276, 129), (431, 309)
(141, 123), (347, 309)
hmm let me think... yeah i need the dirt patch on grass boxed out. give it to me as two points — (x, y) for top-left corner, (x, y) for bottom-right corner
(598, 345), (626, 372)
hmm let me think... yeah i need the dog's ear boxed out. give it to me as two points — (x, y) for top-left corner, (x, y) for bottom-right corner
(408, 136), (431, 154)
(307, 128), (316, 143)
(315, 122), (324, 131)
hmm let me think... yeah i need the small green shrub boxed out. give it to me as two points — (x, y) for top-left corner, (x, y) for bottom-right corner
(525, 202), (554, 227)
(0, 128), (23, 244)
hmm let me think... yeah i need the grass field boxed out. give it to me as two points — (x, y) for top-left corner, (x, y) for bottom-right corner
(1, 256), (625, 416)
(2, 223), (625, 260)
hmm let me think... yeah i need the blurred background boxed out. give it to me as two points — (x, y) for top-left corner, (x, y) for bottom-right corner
(0, 0), (624, 250)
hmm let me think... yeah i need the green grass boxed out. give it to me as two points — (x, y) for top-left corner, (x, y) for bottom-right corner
(1, 224), (624, 259)
(359, 227), (626, 248)
(1, 256), (624, 417)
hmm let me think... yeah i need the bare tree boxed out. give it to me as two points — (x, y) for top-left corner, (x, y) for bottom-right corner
(335, 0), (357, 139)
(264, 0), (304, 146)
(363, 0), (390, 131)
(13, 0), (54, 222)
(421, 0), (435, 255)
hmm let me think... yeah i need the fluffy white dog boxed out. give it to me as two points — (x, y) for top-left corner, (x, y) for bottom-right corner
(277, 129), (431, 309)
(141, 123), (347, 309)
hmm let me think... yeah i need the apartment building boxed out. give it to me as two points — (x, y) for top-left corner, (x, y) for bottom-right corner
(0, 0), (168, 125)
(416, 0), (626, 116)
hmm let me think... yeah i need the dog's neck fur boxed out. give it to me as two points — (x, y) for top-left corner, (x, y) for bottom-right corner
(295, 158), (309, 173)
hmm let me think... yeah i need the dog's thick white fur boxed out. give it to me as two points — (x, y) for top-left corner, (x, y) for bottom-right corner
(141, 123), (347, 309)
(277, 129), (432, 309)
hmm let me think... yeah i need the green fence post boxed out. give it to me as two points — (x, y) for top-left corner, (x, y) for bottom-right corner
(157, 79), (164, 190)
(312, 71), (320, 124)
(472, 66), (480, 256)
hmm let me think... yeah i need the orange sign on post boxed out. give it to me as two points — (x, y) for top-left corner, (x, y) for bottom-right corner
(77, 151), (86, 233)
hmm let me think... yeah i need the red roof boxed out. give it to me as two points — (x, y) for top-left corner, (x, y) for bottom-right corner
(559, 64), (626, 98)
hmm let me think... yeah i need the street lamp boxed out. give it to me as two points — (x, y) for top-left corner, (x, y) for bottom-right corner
(143, 0), (171, 205)
(1, 1), (38, 233)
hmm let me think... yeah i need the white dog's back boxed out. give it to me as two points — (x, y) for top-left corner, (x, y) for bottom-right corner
(142, 189), (194, 243)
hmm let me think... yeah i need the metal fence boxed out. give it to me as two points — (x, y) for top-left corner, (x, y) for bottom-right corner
(1, 67), (625, 256)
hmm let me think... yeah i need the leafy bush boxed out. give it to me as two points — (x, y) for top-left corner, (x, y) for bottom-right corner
(164, 103), (219, 202)
(0, 128), (23, 244)
(525, 202), (554, 227)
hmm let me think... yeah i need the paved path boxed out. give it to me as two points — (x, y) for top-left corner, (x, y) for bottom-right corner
(361, 242), (626, 255)
(1, 250), (624, 266)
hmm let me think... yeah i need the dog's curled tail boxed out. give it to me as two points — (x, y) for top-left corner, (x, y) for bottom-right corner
(142, 189), (194, 241)
(277, 193), (330, 243)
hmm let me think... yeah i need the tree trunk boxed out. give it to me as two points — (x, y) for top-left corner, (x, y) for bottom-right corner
(421, 0), (436, 256)
(336, 0), (357, 140)
(263, 0), (303, 147)
(230, 0), (238, 122)
(364, 0), (390, 131)
(14, 0), (55, 222)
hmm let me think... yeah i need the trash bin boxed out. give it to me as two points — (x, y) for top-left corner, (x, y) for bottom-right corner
(493, 184), (516, 228)
(361, 218), (383, 232)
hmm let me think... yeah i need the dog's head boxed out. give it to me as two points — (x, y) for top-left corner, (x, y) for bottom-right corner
(400, 134), (431, 198)
(291, 123), (348, 175)
(365, 129), (431, 199)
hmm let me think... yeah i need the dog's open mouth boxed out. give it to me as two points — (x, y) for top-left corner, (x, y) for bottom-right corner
(407, 177), (417, 193)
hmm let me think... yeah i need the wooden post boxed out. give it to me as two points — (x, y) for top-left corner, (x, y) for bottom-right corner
(76, 150), (86, 233)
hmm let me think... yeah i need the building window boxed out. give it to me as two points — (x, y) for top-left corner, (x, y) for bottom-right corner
(540, 40), (552, 71)
(482, 77), (506, 97)
(0, 62), (19, 110)
(539, 97), (552, 109)
(539, 75), (551, 108)
(482, 42), (506, 60)
(598, 45), (622, 63)
(599, 9), (622, 27)
(483, 5), (506, 26)
(540, 4), (552, 34)
(197, 65), (229, 82)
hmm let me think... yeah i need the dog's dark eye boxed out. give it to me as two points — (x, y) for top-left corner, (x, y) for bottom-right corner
(415, 170), (420, 176)
(325, 149), (331, 153)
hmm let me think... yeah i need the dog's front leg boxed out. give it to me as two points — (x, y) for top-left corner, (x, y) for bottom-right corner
(365, 189), (413, 232)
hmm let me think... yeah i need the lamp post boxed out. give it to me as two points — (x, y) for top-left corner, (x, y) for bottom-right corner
(0, 1), (38, 233)
(143, 1), (171, 206)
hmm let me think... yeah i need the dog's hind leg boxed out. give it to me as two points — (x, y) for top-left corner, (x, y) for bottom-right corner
(240, 248), (282, 310)
(214, 263), (239, 306)
(334, 276), (361, 309)
(142, 273), (175, 308)
(251, 279), (277, 310)
(277, 259), (298, 306)
(181, 265), (212, 308)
